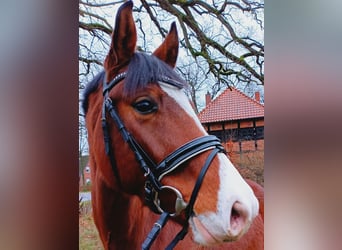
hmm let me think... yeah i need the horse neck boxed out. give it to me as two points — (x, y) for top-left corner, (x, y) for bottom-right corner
(101, 186), (199, 250)
(101, 189), (145, 249)
(97, 185), (164, 250)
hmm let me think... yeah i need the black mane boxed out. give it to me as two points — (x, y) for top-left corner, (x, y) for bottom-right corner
(81, 70), (105, 114)
(82, 52), (186, 114)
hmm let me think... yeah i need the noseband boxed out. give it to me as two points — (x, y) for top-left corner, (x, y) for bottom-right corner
(101, 71), (225, 249)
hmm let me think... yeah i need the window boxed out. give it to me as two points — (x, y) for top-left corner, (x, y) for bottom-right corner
(209, 126), (264, 142)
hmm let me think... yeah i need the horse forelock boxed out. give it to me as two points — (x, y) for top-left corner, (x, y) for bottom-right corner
(123, 52), (186, 99)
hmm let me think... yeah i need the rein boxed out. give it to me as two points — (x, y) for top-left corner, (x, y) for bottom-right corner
(101, 72), (225, 249)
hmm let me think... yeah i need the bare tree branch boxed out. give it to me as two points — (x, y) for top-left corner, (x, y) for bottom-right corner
(78, 0), (264, 152)
(136, 0), (264, 87)
(79, 0), (125, 7)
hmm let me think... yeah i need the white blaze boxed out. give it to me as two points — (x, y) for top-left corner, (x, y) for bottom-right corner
(160, 83), (206, 133)
(160, 82), (259, 244)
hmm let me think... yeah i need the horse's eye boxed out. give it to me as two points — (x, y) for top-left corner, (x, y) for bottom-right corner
(133, 99), (158, 114)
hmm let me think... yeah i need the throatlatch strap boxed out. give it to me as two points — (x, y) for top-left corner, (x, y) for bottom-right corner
(101, 103), (122, 188)
(142, 212), (170, 250)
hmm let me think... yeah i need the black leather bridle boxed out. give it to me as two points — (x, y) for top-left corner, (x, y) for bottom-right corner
(101, 71), (225, 249)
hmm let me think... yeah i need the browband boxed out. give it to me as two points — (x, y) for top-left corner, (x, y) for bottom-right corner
(102, 71), (184, 95)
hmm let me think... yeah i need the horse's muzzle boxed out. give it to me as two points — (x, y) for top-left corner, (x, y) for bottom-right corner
(190, 201), (254, 245)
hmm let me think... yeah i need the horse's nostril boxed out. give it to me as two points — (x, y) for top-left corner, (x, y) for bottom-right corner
(229, 202), (249, 235)
(231, 206), (240, 220)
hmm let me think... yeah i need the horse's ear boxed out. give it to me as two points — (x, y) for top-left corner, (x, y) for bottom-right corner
(153, 22), (179, 68)
(104, 1), (136, 71)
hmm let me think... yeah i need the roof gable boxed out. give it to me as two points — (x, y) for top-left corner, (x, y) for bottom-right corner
(198, 87), (264, 123)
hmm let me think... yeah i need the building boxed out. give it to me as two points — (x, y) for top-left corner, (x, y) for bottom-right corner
(198, 87), (264, 153)
(79, 155), (91, 187)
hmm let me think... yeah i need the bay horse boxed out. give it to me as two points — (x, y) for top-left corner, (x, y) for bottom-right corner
(82, 1), (263, 249)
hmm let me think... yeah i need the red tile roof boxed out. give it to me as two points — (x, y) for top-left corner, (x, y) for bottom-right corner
(198, 87), (264, 123)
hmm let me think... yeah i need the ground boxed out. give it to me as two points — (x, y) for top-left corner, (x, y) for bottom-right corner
(233, 150), (264, 187)
(79, 201), (103, 250)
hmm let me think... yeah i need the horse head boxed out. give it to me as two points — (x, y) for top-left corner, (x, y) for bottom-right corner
(84, 1), (259, 247)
